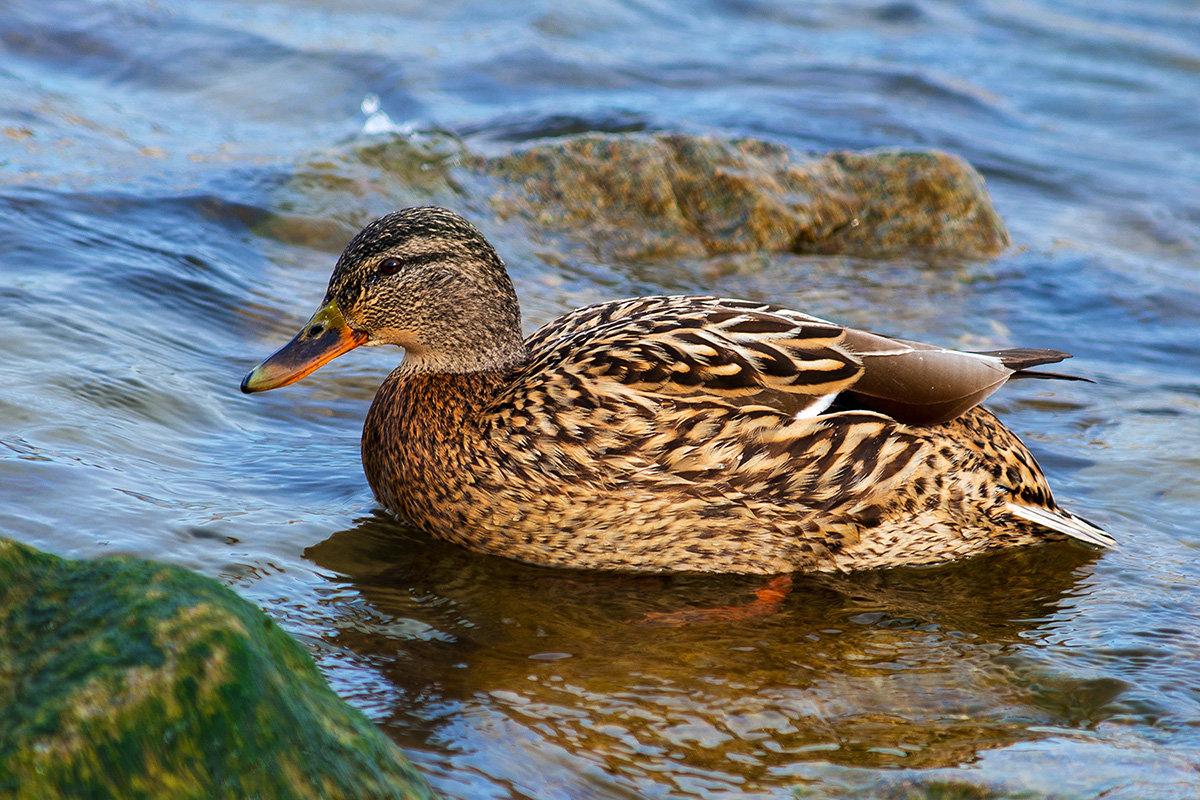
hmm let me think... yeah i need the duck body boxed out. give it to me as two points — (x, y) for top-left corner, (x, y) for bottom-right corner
(243, 207), (1113, 574)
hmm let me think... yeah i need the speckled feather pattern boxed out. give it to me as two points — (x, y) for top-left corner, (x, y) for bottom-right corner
(362, 294), (1091, 573)
(249, 207), (1110, 574)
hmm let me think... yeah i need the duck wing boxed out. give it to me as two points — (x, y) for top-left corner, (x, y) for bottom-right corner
(520, 296), (1076, 425)
(500, 296), (1112, 551)
(838, 331), (1077, 425)
(521, 296), (862, 419)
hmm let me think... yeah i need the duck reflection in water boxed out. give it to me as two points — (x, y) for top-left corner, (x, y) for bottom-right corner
(305, 514), (1118, 784)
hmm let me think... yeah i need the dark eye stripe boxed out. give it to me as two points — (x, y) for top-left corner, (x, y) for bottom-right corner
(379, 250), (458, 274)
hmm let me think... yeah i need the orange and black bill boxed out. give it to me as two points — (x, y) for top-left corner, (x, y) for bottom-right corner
(241, 299), (367, 393)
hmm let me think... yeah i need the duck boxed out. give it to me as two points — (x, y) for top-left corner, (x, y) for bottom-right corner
(241, 205), (1114, 574)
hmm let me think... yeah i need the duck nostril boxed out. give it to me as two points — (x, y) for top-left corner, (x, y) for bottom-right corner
(308, 323), (326, 337)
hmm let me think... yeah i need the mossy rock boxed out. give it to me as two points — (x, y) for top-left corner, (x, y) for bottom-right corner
(0, 537), (438, 800)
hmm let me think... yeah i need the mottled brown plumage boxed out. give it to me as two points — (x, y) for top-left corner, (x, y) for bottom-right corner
(243, 206), (1114, 573)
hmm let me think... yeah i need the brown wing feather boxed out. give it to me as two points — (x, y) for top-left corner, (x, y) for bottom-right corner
(838, 332), (1079, 425)
(522, 296), (1079, 427)
(520, 297), (862, 418)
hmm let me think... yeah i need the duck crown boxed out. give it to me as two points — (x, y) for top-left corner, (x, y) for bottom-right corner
(326, 207), (527, 374)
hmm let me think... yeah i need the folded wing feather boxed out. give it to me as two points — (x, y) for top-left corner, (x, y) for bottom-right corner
(523, 296), (1077, 427)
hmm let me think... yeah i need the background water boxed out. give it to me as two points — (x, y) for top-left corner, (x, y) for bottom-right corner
(2, 1), (1199, 798)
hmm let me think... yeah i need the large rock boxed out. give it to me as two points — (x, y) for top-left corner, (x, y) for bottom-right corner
(0, 537), (438, 800)
(469, 134), (1010, 261)
(281, 132), (1010, 264)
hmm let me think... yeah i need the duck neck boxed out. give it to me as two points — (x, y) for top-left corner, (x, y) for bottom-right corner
(395, 337), (528, 375)
(361, 366), (515, 526)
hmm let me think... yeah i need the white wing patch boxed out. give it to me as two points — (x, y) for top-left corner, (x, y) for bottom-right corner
(794, 393), (837, 420)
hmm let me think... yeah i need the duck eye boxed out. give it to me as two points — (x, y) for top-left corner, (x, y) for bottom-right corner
(379, 257), (403, 276)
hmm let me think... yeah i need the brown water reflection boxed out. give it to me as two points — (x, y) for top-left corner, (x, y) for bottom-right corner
(307, 515), (1114, 795)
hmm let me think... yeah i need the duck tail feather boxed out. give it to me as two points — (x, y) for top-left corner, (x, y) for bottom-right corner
(1007, 369), (1095, 383)
(972, 348), (1071, 370)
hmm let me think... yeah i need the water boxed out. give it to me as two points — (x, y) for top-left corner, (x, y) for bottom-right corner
(2, 1), (1199, 797)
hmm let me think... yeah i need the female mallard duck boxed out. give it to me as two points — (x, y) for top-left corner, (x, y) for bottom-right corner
(242, 206), (1113, 574)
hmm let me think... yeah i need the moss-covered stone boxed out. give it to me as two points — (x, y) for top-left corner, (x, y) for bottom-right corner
(0, 537), (438, 800)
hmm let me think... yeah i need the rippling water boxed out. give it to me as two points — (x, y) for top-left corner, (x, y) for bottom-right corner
(3, 1), (1199, 798)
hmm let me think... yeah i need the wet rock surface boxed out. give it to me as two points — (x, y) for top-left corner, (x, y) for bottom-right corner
(0, 537), (438, 800)
(285, 132), (1010, 265)
(469, 134), (1010, 261)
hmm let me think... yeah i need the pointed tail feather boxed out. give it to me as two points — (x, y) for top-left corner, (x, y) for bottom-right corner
(1008, 370), (1095, 383)
(970, 348), (1094, 383)
(1007, 502), (1117, 549)
(973, 348), (1072, 370)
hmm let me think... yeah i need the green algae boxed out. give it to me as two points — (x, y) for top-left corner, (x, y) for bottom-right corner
(0, 537), (438, 800)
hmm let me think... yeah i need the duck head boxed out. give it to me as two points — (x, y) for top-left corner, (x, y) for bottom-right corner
(241, 207), (525, 393)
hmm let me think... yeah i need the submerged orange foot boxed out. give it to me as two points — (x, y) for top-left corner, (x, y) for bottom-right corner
(638, 575), (794, 627)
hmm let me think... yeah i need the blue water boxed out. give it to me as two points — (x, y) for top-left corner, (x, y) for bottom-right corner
(2, 1), (1199, 797)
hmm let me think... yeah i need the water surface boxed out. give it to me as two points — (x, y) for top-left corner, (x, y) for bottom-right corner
(2, 1), (1199, 798)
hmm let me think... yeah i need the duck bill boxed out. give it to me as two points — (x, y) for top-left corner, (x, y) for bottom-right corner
(241, 299), (367, 393)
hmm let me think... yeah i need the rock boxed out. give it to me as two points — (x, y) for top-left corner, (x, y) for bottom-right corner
(0, 537), (438, 800)
(283, 132), (1010, 264)
(466, 133), (1010, 261)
